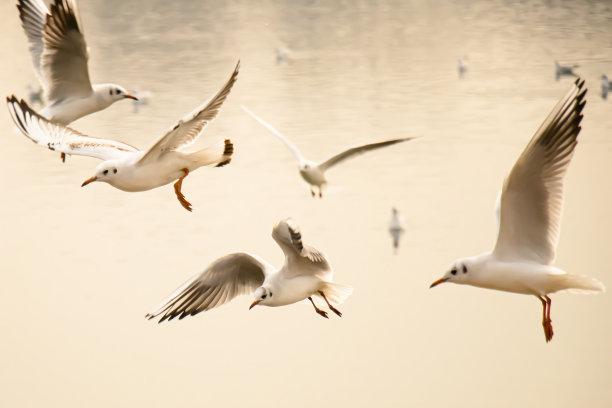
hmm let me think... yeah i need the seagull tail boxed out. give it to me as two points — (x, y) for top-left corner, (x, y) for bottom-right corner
(318, 282), (354, 305)
(556, 274), (606, 295)
(190, 139), (234, 168)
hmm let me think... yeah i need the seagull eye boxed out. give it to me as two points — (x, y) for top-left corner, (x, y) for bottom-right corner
(113, 169), (117, 174)
(261, 294), (267, 300)
(463, 265), (468, 273)
(103, 170), (109, 175)
(451, 268), (457, 275)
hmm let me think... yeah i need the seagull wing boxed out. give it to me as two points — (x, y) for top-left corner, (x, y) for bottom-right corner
(40, 0), (93, 102)
(272, 219), (329, 279)
(241, 105), (307, 166)
(493, 78), (586, 264)
(7, 96), (138, 161)
(145, 252), (272, 322)
(318, 137), (414, 172)
(17, 0), (49, 88)
(138, 60), (239, 165)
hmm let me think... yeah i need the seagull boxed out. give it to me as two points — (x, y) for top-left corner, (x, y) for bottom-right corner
(430, 78), (605, 342)
(601, 74), (612, 100)
(145, 218), (353, 322)
(389, 207), (405, 254)
(555, 60), (579, 81)
(457, 57), (468, 78)
(241, 105), (415, 197)
(17, 0), (137, 162)
(6, 61), (240, 212)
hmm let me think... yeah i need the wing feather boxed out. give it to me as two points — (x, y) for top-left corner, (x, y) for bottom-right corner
(272, 219), (330, 274)
(7, 95), (138, 161)
(493, 79), (586, 264)
(145, 252), (270, 322)
(17, 0), (49, 88)
(139, 60), (240, 164)
(319, 137), (415, 172)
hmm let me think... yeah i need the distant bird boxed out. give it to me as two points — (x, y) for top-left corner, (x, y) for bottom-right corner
(601, 74), (612, 99)
(555, 60), (578, 81)
(16, 0), (137, 162)
(27, 83), (43, 106)
(130, 88), (153, 113)
(7, 61), (240, 212)
(457, 57), (468, 78)
(241, 105), (415, 197)
(430, 79), (604, 343)
(276, 45), (292, 64)
(146, 218), (353, 322)
(388, 207), (405, 254)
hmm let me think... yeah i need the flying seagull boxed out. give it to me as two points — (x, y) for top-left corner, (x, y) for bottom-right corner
(430, 78), (604, 342)
(241, 105), (415, 197)
(16, 0), (137, 162)
(146, 218), (353, 322)
(7, 61), (240, 212)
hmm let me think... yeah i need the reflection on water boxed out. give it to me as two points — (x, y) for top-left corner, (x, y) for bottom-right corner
(1, 0), (612, 407)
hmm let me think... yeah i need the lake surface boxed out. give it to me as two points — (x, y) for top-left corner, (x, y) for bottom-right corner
(1, 0), (611, 406)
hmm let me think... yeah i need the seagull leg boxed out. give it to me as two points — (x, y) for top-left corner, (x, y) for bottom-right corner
(310, 187), (315, 197)
(318, 291), (342, 317)
(60, 153), (66, 163)
(538, 295), (554, 342)
(318, 187), (323, 198)
(308, 296), (328, 319)
(173, 168), (192, 212)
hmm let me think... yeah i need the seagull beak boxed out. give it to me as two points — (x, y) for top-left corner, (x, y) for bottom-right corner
(249, 300), (260, 310)
(124, 94), (139, 101)
(429, 277), (449, 288)
(81, 176), (97, 187)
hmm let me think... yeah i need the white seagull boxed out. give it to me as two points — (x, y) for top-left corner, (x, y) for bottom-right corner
(430, 78), (604, 342)
(146, 218), (353, 322)
(241, 105), (415, 197)
(17, 0), (137, 161)
(601, 74), (612, 100)
(389, 207), (405, 254)
(555, 60), (579, 81)
(7, 61), (240, 212)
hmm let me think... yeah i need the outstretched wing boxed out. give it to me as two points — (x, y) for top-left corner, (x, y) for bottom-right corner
(139, 60), (240, 165)
(272, 218), (329, 272)
(241, 105), (307, 166)
(493, 78), (586, 264)
(319, 137), (414, 172)
(17, 0), (48, 88)
(7, 96), (138, 161)
(38, 0), (93, 102)
(145, 252), (272, 322)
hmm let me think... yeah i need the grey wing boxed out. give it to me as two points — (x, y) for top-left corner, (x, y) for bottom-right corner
(272, 219), (328, 265)
(7, 96), (138, 161)
(17, 0), (49, 88)
(41, 0), (93, 102)
(145, 252), (269, 322)
(318, 137), (415, 172)
(493, 78), (586, 264)
(138, 60), (240, 164)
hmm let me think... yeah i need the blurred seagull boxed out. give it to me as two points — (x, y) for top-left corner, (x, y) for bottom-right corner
(146, 218), (353, 322)
(457, 57), (468, 78)
(241, 105), (415, 197)
(555, 60), (578, 81)
(6, 61), (240, 212)
(430, 79), (604, 342)
(17, 0), (137, 161)
(601, 74), (612, 100)
(389, 207), (405, 254)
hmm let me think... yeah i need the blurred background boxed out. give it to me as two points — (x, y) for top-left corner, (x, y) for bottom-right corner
(1, 0), (611, 406)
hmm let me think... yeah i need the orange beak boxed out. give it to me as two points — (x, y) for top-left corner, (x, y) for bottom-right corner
(249, 300), (260, 310)
(81, 176), (97, 187)
(429, 277), (449, 288)
(124, 94), (138, 101)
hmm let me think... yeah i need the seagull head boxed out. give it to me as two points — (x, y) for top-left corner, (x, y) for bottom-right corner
(82, 161), (121, 187)
(430, 258), (474, 288)
(249, 286), (273, 310)
(95, 84), (138, 104)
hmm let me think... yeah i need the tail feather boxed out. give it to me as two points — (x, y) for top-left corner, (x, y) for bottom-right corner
(556, 274), (605, 295)
(215, 139), (233, 167)
(190, 139), (233, 168)
(317, 282), (354, 305)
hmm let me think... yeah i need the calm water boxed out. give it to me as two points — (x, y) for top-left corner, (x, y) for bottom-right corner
(1, 0), (612, 407)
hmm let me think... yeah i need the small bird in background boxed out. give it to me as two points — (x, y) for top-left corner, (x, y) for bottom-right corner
(430, 79), (604, 342)
(16, 0), (137, 162)
(7, 61), (239, 212)
(388, 207), (405, 254)
(276, 44), (293, 65)
(241, 105), (416, 198)
(130, 88), (153, 113)
(145, 218), (353, 322)
(554, 60), (579, 81)
(457, 57), (468, 78)
(601, 74), (612, 100)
